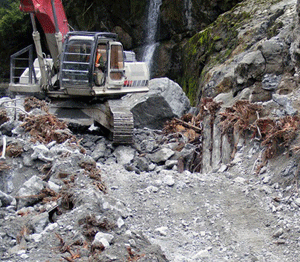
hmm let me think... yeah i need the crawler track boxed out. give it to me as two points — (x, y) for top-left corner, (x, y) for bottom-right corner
(49, 98), (134, 144)
(111, 109), (134, 144)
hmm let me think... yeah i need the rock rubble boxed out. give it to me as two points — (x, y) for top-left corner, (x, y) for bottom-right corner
(1, 90), (300, 261)
(0, 97), (174, 262)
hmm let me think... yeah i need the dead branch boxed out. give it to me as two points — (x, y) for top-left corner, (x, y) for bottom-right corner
(173, 118), (202, 132)
(0, 135), (6, 159)
(127, 246), (145, 261)
(24, 97), (49, 113)
(21, 113), (77, 144)
(0, 160), (10, 171)
(0, 109), (9, 125)
(6, 143), (24, 158)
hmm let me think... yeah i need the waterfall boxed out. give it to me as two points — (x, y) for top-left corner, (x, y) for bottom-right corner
(142, 0), (162, 74)
(185, 0), (192, 30)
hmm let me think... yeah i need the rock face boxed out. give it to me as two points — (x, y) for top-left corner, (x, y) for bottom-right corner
(124, 77), (191, 129)
(59, 0), (242, 81)
(156, 0), (243, 78)
(182, 0), (298, 105)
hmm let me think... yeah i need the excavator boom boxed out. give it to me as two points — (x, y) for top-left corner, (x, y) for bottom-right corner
(20, 0), (69, 68)
(20, 0), (69, 36)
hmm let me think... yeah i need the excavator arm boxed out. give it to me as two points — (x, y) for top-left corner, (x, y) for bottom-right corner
(20, 0), (69, 69)
(20, 0), (68, 36)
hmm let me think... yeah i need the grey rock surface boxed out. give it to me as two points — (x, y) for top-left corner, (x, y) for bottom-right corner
(123, 78), (191, 129)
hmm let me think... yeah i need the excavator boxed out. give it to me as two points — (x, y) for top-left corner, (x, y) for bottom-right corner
(9, 0), (150, 144)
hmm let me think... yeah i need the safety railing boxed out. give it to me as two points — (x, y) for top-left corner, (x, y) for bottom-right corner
(10, 45), (37, 85)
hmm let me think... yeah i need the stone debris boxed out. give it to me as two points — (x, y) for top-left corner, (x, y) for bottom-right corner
(154, 226), (168, 236)
(273, 228), (284, 238)
(0, 94), (300, 261)
(0, 98), (169, 261)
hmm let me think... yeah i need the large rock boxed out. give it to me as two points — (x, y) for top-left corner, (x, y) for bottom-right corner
(123, 78), (190, 129)
(16, 175), (45, 209)
(0, 190), (15, 207)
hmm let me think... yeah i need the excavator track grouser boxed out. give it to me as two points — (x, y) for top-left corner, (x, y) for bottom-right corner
(110, 102), (134, 145)
(49, 99), (134, 145)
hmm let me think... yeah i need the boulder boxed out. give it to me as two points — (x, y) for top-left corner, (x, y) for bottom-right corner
(29, 212), (50, 234)
(123, 78), (190, 129)
(113, 146), (136, 165)
(16, 175), (45, 209)
(149, 147), (175, 164)
(0, 190), (15, 207)
(91, 141), (107, 161)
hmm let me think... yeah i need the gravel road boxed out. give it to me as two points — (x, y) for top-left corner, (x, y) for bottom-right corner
(101, 143), (300, 262)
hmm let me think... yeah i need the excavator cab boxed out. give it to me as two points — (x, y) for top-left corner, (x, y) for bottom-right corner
(60, 32), (126, 96)
(106, 41), (125, 86)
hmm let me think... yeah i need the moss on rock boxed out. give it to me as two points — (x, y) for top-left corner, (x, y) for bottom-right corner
(180, 9), (251, 105)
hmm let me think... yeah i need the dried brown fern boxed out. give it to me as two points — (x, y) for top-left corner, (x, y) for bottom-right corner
(219, 100), (263, 135)
(21, 114), (76, 144)
(24, 97), (49, 113)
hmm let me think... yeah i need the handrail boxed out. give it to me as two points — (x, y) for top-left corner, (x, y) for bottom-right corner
(10, 45), (37, 84)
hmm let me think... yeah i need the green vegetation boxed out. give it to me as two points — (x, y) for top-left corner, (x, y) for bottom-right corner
(0, 0), (31, 79)
(267, 21), (284, 39)
(0, 0), (14, 8)
(179, 9), (251, 105)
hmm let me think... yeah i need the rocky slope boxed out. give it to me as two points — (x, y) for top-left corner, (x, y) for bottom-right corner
(2, 0), (300, 261)
(1, 91), (300, 261)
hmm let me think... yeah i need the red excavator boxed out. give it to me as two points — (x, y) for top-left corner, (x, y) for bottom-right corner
(9, 0), (150, 144)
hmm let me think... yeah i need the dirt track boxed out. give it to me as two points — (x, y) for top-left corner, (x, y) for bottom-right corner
(102, 142), (300, 262)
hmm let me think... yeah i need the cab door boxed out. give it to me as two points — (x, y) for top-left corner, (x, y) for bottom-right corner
(61, 39), (93, 89)
(107, 42), (125, 89)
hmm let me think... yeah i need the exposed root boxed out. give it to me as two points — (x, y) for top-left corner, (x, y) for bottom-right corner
(258, 116), (300, 159)
(219, 100), (263, 135)
(127, 246), (145, 261)
(24, 97), (49, 113)
(220, 101), (300, 160)
(21, 113), (77, 144)
(16, 226), (31, 244)
(78, 214), (116, 239)
(0, 161), (10, 171)
(15, 187), (59, 203)
(0, 109), (9, 125)
(55, 233), (81, 261)
(6, 143), (24, 157)
(79, 161), (107, 193)
(198, 97), (222, 122)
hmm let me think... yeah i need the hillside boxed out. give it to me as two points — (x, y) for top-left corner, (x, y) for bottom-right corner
(1, 0), (300, 261)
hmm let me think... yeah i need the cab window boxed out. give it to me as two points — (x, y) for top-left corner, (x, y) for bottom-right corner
(110, 45), (124, 80)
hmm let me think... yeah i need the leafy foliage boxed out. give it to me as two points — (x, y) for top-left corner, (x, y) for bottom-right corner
(0, 0), (31, 79)
(0, 0), (15, 8)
